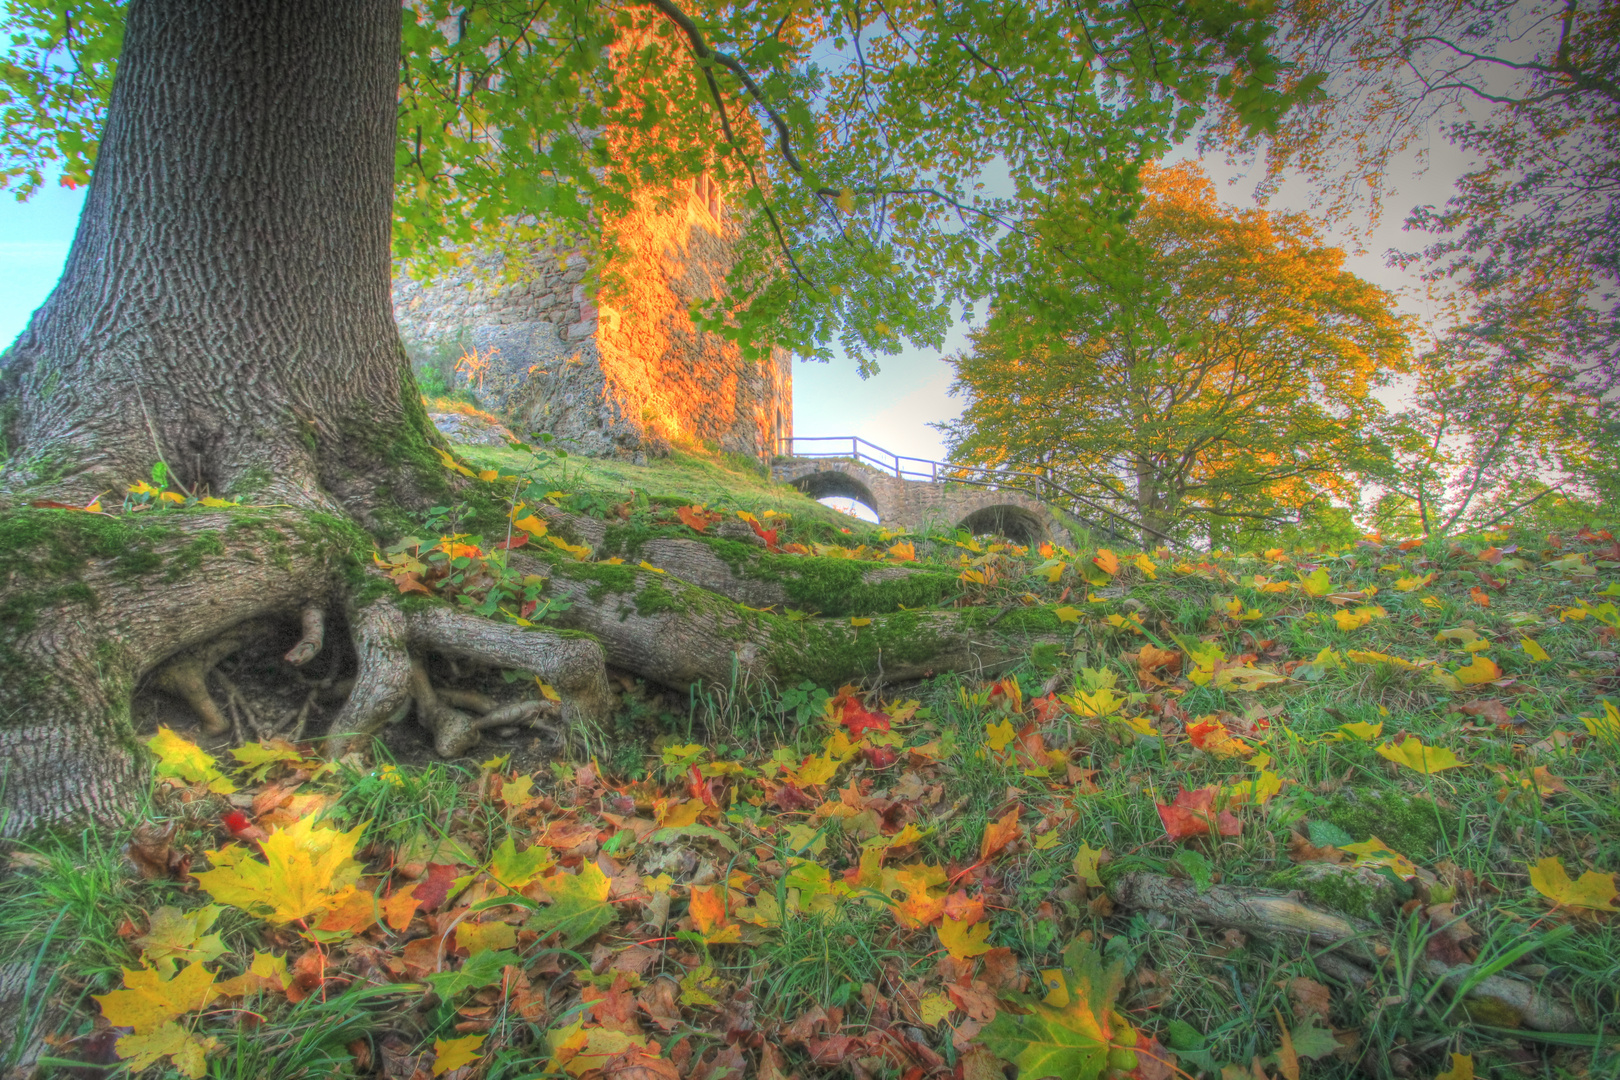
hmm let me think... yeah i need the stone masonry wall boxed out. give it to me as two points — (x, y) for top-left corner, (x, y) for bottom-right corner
(392, 184), (792, 461)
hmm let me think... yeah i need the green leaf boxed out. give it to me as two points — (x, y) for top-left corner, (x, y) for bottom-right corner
(981, 938), (1128, 1080)
(423, 949), (518, 1000)
(525, 863), (616, 948)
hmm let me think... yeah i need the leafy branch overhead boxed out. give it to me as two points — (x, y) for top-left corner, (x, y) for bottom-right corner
(0, 0), (1309, 368)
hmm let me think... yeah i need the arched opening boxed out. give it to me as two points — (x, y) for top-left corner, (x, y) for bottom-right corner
(789, 470), (881, 521)
(957, 504), (1046, 546)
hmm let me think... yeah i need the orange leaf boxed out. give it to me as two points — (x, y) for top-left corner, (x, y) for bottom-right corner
(1156, 787), (1242, 842)
(1469, 587), (1491, 607)
(1092, 548), (1120, 576)
(979, 808), (1022, 861)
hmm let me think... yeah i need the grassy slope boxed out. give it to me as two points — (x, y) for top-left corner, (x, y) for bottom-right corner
(4, 447), (1618, 1080)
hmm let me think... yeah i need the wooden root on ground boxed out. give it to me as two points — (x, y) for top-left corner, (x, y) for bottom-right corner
(1108, 872), (1586, 1034)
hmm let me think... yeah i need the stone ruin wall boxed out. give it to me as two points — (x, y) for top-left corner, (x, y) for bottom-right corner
(392, 183), (792, 462)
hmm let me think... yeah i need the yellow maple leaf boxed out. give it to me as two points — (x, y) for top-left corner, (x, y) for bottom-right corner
(215, 950), (292, 998)
(94, 962), (219, 1034)
(512, 513), (548, 538)
(984, 718), (1017, 752)
(1376, 739), (1465, 774)
(1520, 637), (1551, 662)
(1345, 650), (1414, 670)
(939, 913), (994, 960)
(1326, 721), (1383, 742)
(1072, 844), (1107, 888)
(1580, 700), (1620, 740)
(1298, 568), (1331, 596)
(1434, 1053), (1473, 1080)
(115, 1022), (218, 1079)
(1453, 655), (1502, 686)
(1339, 837), (1418, 877)
(146, 727), (236, 794)
(434, 1034), (487, 1076)
(1053, 605), (1082, 623)
(193, 815), (366, 926)
(1528, 856), (1619, 912)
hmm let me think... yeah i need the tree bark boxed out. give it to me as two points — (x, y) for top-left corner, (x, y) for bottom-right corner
(0, 0), (413, 507)
(0, 0), (453, 837)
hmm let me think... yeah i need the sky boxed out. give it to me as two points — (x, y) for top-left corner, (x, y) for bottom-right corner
(0, 141), (1472, 465)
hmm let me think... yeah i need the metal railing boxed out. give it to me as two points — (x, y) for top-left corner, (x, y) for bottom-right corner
(776, 435), (1182, 548)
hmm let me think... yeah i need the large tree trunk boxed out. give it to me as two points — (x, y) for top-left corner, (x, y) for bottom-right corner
(0, 0), (464, 837)
(0, 0), (412, 508)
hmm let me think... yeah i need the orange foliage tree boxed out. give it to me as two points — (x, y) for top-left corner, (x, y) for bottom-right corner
(942, 163), (1410, 545)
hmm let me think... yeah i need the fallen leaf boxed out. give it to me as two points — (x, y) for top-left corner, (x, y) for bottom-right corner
(527, 863), (617, 947)
(1156, 787), (1242, 841)
(1376, 739), (1466, 774)
(979, 808), (1022, 861)
(433, 1034), (485, 1076)
(94, 962), (219, 1034)
(1528, 856), (1618, 912)
(114, 1022), (217, 1079)
(939, 913), (994, 961)
(134, 906), (229, 975)
(146, 727), (236, 794)
(980, 938), (1128, 1079)
(192, 816), (367, 927)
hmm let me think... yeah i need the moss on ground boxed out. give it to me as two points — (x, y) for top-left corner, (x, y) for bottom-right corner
(1317, 788), (1456, 858)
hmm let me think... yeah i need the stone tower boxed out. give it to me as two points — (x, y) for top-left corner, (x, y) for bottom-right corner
(392, 176), (792, 462)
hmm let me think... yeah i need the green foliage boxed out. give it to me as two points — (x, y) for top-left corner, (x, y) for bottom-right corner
(2, 0), (1307, 370)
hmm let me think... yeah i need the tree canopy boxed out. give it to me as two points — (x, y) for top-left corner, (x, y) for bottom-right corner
(1210, 0), (1618, 402)
(0, 0), (1306, 369)
(942, 163), (1410, 543)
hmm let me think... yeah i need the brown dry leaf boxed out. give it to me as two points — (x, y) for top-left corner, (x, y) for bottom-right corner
(126, 822), (187, 881)
(945, 979), (999, 1022)
(636, 978), (683, 1033)
(756, 1042), (794, 1080)
(1287, 977), (1331, 1020)
(957, 1045), (1003, 1080)
(1286, 832), (1345, 865)
(1455, 699), (1514, 725)
(583, 975), (642, 1035)
(783, 1004), (830, 1045)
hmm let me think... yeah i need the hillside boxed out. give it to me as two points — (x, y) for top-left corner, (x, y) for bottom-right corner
(5, 442), (1618, 1080)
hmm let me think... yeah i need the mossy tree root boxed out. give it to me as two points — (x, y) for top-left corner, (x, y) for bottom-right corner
(538, 556), (1061, 693)
(1109, 872), (1586, 1034)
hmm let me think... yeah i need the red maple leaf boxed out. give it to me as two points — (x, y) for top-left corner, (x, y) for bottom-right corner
(1029, 693), (1067, 724)
(861, 744), (898, 769)
(832, 687), (891, 739)
(1156, 787), (1243, 841)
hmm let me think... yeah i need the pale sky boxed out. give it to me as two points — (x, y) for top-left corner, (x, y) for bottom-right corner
(0, 141), (1471, 464)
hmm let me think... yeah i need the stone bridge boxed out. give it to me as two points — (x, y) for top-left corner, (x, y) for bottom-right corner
(772, 442), (1075, 548)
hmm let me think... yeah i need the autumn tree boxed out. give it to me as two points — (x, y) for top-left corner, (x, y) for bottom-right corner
(0, 0), (1300, 833)
(942, 163), (1409, 545)
(1367, 324), (1609, 538)
(1210, 0), (1618, 406)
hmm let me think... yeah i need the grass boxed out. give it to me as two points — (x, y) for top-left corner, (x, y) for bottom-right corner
(4, 476), (1619, 1078)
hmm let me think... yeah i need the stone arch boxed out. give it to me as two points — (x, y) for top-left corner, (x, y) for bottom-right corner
(957, 504), (1046, 546)
(789, 470), (881, 519)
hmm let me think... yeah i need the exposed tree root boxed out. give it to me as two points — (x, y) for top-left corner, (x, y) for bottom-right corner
(534, 554), (1053, 693)
(1109, 872), (1586, 1034)
(149, 630), (250, 735)
(323, 601), (611, 758)
(283, 604), (326, 666)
